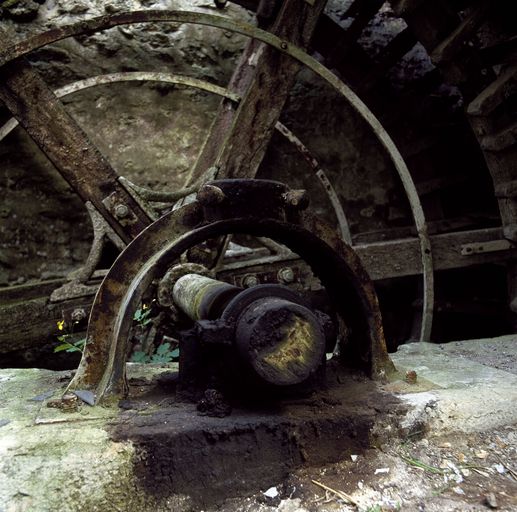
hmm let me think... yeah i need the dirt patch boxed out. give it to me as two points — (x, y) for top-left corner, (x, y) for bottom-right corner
(211, 425), (517, 512)
(109, 368), (407, 507)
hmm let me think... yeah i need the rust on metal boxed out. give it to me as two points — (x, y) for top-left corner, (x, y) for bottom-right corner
(68, 180), (393, 403)
(203, 0), (328, 180)
(0, 58), (152, 243)
(234, 295), (327, 386)
(0, 11), (434, 341)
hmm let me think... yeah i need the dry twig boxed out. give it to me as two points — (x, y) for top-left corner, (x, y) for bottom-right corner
(498, 459), (517, 481)
(311, 479), (358, 507)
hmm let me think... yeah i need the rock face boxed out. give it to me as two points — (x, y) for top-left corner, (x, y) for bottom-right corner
(0, 0), (252, 285)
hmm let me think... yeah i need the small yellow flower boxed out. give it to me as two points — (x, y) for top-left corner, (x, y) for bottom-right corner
(142, 303), (149, 310)
(57, 320), (65, 331)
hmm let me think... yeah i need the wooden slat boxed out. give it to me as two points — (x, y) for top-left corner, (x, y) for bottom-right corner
(430, 1), (491, 64)
(481, 121), (517, 152)
(355, 227), (513, 280)
(467, 66), (517, 116)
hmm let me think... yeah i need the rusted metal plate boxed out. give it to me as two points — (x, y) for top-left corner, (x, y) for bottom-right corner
(67, 201), (205, 398)
(0, 58), (151, 243)
(460, 239), (513, 256)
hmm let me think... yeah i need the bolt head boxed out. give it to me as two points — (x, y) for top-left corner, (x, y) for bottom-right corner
(242, 274), (259, 288)
(71, 308), (87, 322)
(197, 184), (226, 206)
(278, 267), (295, 283)
(114, 204), (129, 219)
(283, 189), (309, 210)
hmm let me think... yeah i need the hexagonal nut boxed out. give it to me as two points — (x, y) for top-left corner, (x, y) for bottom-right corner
(277, 267), (295, 284)
(71, 308), (87, 322)
(283, 189), (309, 210)
(114, 203), (130, 219)
(242, 274), (260, 288)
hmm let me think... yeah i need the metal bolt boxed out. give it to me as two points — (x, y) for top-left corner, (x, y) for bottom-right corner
(283, 189), (309, 210)
(114, 203), (129, 219)
(278, 267), (295, 284)
(242, 274), (259, 288)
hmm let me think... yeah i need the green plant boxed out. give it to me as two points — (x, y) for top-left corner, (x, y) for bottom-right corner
(53, 320), (86, 353)
(398, 452), (446, 475)
(130, 301), (179, 363)
(54, 336), (86, 353)
(130, 342), (179, 363)
(133, 305), (153, 326)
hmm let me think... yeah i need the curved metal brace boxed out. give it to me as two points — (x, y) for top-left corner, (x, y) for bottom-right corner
(275, 122), (352, 243)
(0, 10), (433, 341)
(0, 72), (239, 141)
(67, 201), (393, 403)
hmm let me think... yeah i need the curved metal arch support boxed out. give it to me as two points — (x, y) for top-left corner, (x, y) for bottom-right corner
(67, 201), (393, 403)
(0, 10), (433, 341)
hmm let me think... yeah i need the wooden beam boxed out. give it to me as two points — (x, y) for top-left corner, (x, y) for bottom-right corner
(0, 58), (152, 243)
(0, 293), (92, 354)
(356, 227), (514, 280)
(189, 0), (327, 182)
(430, 1), (491, 64)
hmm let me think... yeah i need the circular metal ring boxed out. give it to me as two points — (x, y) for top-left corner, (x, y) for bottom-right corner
(0, 10), (434, 340)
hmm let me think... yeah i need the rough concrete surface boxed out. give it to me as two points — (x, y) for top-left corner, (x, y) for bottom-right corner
(0, 366), (194, 512)
(390, 339), (517, 434)
(1, 337), (517, 511)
